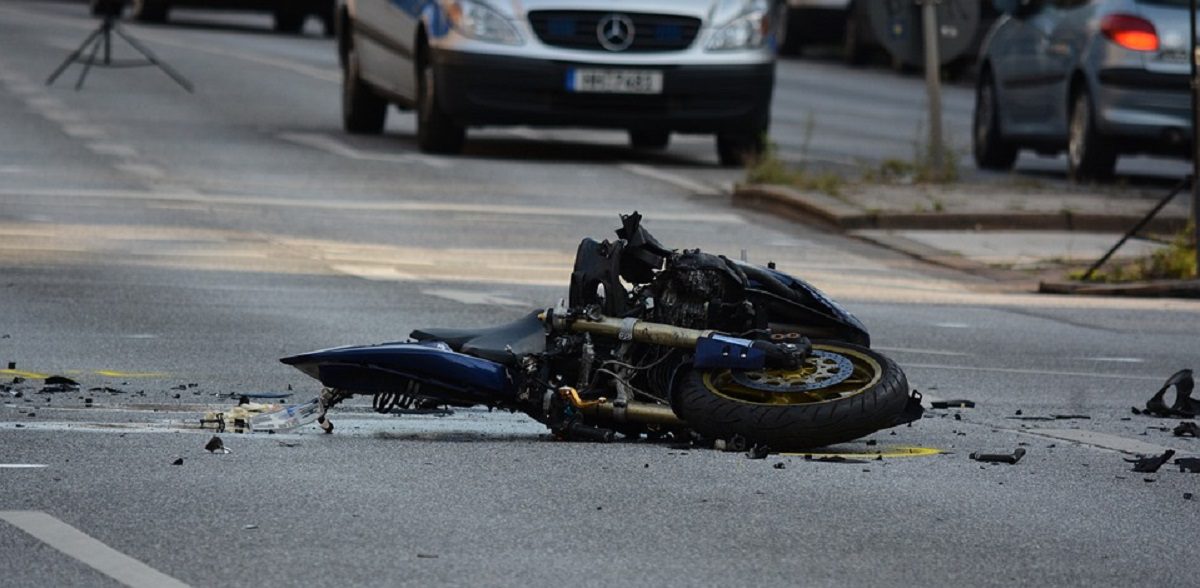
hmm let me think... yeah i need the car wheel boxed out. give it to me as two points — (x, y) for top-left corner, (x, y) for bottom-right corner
(629, 130), (670, 150)
(274, 10), (307, 34)
(129, 0), (168, 22)
(973, 70), (1018, 171)
(342, 42), (387, 135)
(416, 50), (466, 154)
(716, 132), (765, 167)
(1067, 89), (1117, 182)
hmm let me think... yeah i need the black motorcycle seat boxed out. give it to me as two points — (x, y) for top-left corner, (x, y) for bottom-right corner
(410, 310), (546, 366)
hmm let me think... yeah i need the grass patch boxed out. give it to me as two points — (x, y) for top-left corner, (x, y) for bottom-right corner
(1070, 224), (1198, 283)
(745, 143), (846, 198)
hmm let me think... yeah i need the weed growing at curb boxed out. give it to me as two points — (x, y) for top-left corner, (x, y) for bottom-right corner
(1070, 222), (1198, 283)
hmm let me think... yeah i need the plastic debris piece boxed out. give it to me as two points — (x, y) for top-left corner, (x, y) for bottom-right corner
(1124, 450), (1174, 473)
(930, 399), (975, 409)
(1175, 458), (1200, 473)
(204, 435), (230, 454)
(243, 524), (258, 530)
(746, 445), (770, 459)
(804, 455), (869, 464)
(1052, 415), (1091, 420)
(1174, 422), (1199, 437)
(417, 554), (439, 559)
(1185, 493), (1195, 500)
(1143, 369), (1197, 418)
(773, 462), (786, 469)
(44, 376), (78, 386)
(171, 457), (183, 466)
(969, 448), (1026, 465)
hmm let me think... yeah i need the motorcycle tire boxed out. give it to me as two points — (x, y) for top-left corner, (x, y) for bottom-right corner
(673, 342), (910, 450)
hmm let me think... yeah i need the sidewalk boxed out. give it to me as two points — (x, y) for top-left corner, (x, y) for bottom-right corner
(733, 179), (1200, 297)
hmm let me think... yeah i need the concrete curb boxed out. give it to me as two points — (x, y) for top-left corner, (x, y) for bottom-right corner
(1038, 280), (1200, 298)
(733, 184), (1190, 233)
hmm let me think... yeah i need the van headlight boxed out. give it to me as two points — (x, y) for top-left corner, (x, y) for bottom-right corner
(705, 0), (770, 51)
(445, 0), (523, 45)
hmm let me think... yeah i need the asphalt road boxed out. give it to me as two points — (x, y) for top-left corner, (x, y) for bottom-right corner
(2, 2), (1199, 586)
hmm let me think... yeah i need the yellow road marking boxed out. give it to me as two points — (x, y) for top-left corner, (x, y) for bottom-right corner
(1, 369), (169, 379)
(781, 446), (943, 459)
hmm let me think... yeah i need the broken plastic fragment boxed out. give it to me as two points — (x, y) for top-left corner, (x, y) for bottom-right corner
(746, 445), (770, 459)
(1124, 450), (1174, 473)
(970, 448), (1026, 464)
(1143, 369), (1197, 418)
(930, 399), (975, 409)
(1173, 422), (1199, 437)
(204, 435), (230, 454)
(1175, 458), (1200, 473)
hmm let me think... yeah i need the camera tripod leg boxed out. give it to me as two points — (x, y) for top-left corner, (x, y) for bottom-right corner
(45, 27), (104, 86)
(113, 26), (194, 93)
(75, 34), (106, 91)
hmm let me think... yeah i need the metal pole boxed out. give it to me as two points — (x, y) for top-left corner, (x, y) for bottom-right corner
(1191, 0), (1199, 276)
(921, 0), (944, 172)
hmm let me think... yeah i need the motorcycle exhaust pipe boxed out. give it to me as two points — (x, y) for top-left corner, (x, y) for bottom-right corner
(559, 387), (685, 427)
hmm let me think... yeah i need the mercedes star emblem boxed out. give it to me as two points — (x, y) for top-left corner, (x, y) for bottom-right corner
(597, 13), (635, 52)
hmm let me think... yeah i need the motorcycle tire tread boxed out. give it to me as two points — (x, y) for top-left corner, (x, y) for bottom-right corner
(674, 343), (910, 450)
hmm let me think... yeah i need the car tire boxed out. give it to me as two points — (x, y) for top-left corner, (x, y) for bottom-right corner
(843, 4), (868, 66)
(274, 10), (307, 34)
(630, 130), (670, 150)
(1068, 89), (1117, 182)
(416, 49), (466, 154)
(342, 42), (387, 135)
(716, 132), (765, 167)
(129, 0), (168, 23)
(973, 70), (1018, 171)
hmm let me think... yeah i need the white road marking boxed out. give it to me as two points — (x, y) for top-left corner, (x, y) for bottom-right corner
(40, 109), (85, 124)
(1026, 429), (1193, 457)
(24, 96), (65, 111)
(62, 124), (107, 139)
(0, 187), (746, 224)
(618, 163), (720, 195)
(87, 143), (139, 158)
(1078, 357), (1145, 364)
(873, 346), (971, 357)
(0, 464), (48, 469)
(0, 511), (191, 588)
(904, 362), (1164, 381)
(0, 166), (27, 174)
(932, 322), (971, 329)
(422, 288), (528, 307)
(329, 264), (419, 281)
(279, 132), (449, 168)
(114, 164), (165, 179)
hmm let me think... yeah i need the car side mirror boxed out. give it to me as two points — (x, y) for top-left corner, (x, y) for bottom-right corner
(993, 0), (1042, 18)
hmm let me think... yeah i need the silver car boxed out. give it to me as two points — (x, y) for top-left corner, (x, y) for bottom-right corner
(974, 0), (1193, 180)
(336, 0), (781, 165)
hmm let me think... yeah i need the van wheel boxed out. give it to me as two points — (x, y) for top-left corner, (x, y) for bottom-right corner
(274, 9), (306, 34)
(716, 132), (765, 167)
(1068, 89), (1117, 182)
(342, 42), (387, 134)
(416, 49), (465, 154)
(973, 70), (1017, 171)
(129, 0), (168, 22)
(630, 130), (670, 150)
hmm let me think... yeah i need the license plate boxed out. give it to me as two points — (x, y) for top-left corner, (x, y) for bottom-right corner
(568, 68), (663, 94)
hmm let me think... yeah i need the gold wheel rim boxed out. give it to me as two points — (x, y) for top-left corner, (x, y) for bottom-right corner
(702, 344), (882, 406)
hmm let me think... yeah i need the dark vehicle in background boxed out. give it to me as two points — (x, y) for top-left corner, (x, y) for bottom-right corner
(974, 0), (1194, 180)
(90, 0), (334, 35)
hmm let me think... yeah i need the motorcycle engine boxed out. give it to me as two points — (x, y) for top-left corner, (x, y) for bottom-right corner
(646, 250), (755, 333)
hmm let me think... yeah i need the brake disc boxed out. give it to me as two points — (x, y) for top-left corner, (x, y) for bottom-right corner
(730, 350), (854, 392)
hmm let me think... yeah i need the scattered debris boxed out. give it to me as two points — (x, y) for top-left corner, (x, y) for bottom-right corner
(204, 435), (230, 454)
(276, 441), (300, 448)
(1185, 493), (1194, 501)
(1175, 458), (1200, 473)
(40, 376), (79, 394)
(1142, 369), (1197, 418)
(88, 387), (125, 394)
(171, 457), (183, 466)
(969, 448), (1026, 465)
(930, 399), (975, 409)
(1052, 415), (1091, 420)
(746, 445), (770, 459)
(416, 554), (439, 559)
(1007, 416), (1055, 421)
(804, 455), (869, 464)
(865, 440), (877, 446)
(773, 462), (786, 469)
(243, 524), (258, 530)
(1174, 422), (1199, 437)
(1124, 450), (1174, 473)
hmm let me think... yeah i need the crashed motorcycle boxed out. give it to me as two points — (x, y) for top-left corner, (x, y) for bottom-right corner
(282, 213), (920, 450)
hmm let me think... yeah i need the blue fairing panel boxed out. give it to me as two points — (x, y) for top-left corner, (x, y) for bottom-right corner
(281, 342), (513, 400)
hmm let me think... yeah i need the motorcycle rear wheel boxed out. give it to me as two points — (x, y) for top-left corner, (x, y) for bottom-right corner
(674, 342), (910, 450)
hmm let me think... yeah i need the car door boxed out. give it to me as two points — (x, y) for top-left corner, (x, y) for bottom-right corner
(1035, 0), (1096, 138)
(354, 0), (420, 101)
(990, 1), (1072, 136)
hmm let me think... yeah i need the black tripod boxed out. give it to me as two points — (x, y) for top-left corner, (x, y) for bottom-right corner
(45, 12), (193, 92)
